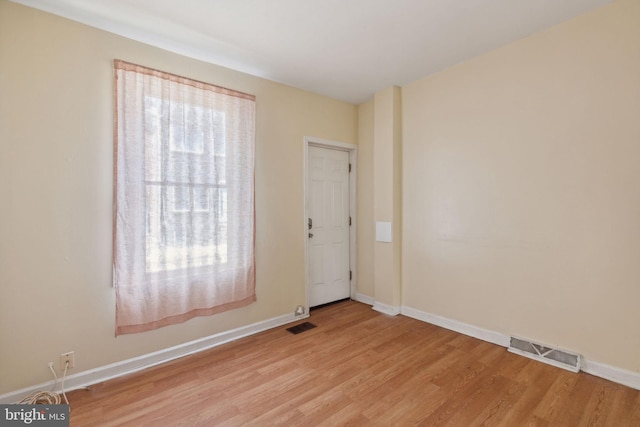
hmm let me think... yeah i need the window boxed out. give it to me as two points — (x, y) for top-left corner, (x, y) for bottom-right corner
(113, 60), (256, 335)
(144, 97), (228, 272)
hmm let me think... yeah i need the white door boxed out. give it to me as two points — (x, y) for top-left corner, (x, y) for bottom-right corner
(307, 146), (351, 307)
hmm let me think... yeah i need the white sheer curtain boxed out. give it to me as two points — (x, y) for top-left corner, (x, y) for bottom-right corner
(113, 60), (256, 335)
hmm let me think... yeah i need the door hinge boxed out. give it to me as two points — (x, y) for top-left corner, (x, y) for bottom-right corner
(349, 270), (352, 281)
(349, 163), (352, 173)
(349, 216), (352, 226)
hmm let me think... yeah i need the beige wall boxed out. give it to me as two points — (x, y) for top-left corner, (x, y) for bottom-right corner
(372, 87), (403, 309)
(0, 1), (356, 394)
(356, 100), (375, 299)
(402, 0), (640, 371)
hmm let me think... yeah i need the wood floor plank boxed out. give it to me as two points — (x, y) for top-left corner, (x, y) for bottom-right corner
(532, 369), (579, 422)
(553, 374), (607, 426)
(576, 379), (619, 426)
(604, 386), (640, 427)
(468, 379), (528, 427)
(65, 300), (640, 426)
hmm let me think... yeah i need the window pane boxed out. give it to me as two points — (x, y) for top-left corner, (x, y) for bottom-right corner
(214, 188), (227, 223)
(144, 97), (163, 182)
(145, 184), (163, 273)
(170, 104), (205, 154)
(193, 187), (210, 212)
(170, 186), (190, 213)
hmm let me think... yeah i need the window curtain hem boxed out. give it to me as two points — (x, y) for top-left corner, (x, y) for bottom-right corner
(115, 293), (256, 336)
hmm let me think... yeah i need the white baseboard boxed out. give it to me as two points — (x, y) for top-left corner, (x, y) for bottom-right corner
(400, 305), (510, 347)
(354, 293), (375, 306)
(0, 312), (304, 404)
(372, 301), (401, 316)
(400, 305), (640, 391)
(581, 358), (640, 390)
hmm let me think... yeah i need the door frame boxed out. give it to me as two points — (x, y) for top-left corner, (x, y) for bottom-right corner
(303, 136), (357, 310)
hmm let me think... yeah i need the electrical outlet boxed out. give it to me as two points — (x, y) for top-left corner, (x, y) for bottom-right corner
(60, 351), (75, 370)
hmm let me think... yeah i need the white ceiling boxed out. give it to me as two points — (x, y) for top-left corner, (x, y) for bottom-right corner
(11, 0), (611, 104)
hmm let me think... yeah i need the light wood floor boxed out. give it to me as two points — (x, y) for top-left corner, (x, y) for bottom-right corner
(68, 300), (640, 426)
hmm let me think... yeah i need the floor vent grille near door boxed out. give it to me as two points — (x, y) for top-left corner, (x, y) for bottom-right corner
(286, 322), (317, 335)
(508, 336), (581, 372)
